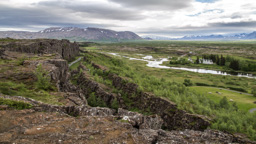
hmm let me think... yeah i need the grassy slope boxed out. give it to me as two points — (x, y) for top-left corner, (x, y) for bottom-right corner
(189, 86), (255, 112)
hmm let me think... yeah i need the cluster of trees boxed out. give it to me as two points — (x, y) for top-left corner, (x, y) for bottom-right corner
(200, 54), (256, 72)
(201, 54), (226, 66)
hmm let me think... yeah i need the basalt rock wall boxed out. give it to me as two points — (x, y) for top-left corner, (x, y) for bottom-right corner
(2, 39), (79, 61)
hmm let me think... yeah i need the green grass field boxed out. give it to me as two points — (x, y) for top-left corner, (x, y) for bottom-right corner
(189, 86), (255, 112)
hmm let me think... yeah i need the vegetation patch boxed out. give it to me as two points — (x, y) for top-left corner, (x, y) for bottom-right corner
(34, 64), (54, 91)
(0, 98), (32, 110)
(0, 81), (62, 105)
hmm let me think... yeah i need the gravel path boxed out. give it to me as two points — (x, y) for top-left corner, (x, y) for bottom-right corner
(249, 108), (256, 113)
(69, 57), (82, 67)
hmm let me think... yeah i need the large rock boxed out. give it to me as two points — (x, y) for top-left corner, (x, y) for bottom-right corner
(118, 108), (163, 130)
(2, 39), (79, 61)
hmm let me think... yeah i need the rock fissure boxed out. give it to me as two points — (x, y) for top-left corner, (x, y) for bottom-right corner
(76, 58), (210, 131)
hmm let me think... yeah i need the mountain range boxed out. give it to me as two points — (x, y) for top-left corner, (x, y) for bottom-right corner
(0, 27), (142, 42)
(143, 31), (256, 40)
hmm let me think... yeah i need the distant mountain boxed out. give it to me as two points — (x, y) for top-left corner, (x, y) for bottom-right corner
(143, 31), (256, 41)
(179, 31), (256, 40)
(142, 37), (153, 40)
(142, 35), (173, 40)
(0, 27), (143, 42)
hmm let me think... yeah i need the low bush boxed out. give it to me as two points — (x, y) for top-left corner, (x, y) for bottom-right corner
(0, 98), (32, 110)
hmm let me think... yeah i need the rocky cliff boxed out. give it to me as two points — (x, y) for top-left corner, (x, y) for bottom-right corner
(1, 39), (79, 61)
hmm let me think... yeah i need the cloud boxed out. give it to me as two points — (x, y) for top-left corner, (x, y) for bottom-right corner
(0, 4), (119, 31)
(137, 20), (256, 37)
(209, 21), (256, 27)
(38, 0), (145, 20)
(196, 0), (218, 3)
(187, 9), (224, 17)
(107, 0), (193, 11)
(1, 0), (256, 37)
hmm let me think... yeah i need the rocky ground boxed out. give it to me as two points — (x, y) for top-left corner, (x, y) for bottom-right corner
(0, 38), (255, 144)
(0, 95), (246, 144)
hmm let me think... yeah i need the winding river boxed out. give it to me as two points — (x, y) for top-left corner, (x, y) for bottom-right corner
(108, 53), (256, 79)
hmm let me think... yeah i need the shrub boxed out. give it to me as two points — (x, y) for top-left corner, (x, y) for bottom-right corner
(219, 96), (229, 109)
(111, 98), (119, 110)
(87, 92), (107, 107)
(0, 98), (32, 110)
(183, 79), (193, 86)
(16, 57), (25, 66)
(34, 64), (53, 91)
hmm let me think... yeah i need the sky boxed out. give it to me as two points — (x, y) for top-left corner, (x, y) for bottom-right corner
(0, 0), (256, 37)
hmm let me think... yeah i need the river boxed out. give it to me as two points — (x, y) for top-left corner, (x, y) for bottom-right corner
(107, 53), (256, 79)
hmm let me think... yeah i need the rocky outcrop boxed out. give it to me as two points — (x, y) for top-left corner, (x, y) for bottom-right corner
(77, 72), (120, 107)
(76, 61), (210, 131)
(118, 108), (163, 130)
(109, 72), (210, 130)
(0, 49), (86, 106)
(2, 39), (79, 61)
(0, 94), (163, 130)
(0, 106), (254, 143)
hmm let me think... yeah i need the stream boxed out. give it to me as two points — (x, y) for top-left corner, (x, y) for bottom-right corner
(107, 53), (256, 79)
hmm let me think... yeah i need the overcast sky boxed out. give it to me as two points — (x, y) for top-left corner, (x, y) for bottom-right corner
(1, 0), (256, 37)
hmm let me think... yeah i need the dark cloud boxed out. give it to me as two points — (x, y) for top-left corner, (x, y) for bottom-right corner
(0, 4), (125, 31)
(38, 1), (145, 20)
(137, 21), (256, 36)
(230, 13), (242, 19)
(209, 21), (256, 27)
(107, 0), (192, 10)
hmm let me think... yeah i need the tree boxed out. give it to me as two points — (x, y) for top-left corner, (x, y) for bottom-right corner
(216, 55), (220, 65)
(229, 60), (240, 70)
(220, 55), (226, 66)
(195, 56), (200, 64)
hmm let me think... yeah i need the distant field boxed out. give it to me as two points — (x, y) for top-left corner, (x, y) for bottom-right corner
(96, 40), (256, 59)
(189, 86), (255, 112)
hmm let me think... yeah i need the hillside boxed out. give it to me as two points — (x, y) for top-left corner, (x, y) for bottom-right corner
(0, 27), (143, 42)
(0, 38), (255, 143)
